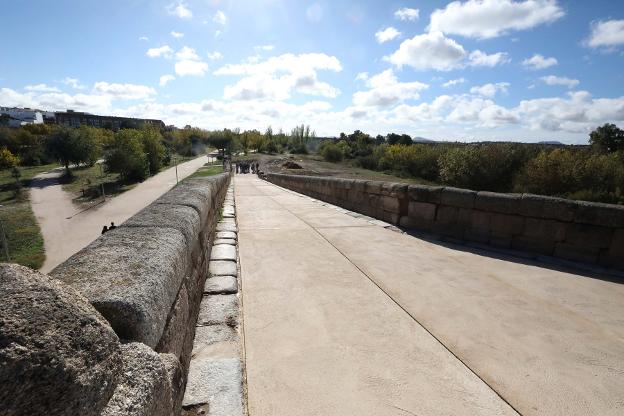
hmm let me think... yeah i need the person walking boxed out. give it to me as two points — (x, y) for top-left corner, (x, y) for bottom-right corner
(109, 222), (117, 230)
(101, 225), (108, 235)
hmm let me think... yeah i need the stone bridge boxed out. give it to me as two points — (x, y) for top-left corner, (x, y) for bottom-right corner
(2, 172), (624, 416)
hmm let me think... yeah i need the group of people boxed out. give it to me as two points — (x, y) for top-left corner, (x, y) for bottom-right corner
(235, 161), (259, 174)
(101, 222), (117, 235)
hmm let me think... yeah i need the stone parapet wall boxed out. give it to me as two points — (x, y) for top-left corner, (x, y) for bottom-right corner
(1, 172), (231, 416)
(265, 173), (624, 270)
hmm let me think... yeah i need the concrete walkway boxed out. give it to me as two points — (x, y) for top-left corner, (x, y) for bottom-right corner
(31, 156), (209, 273)
(236, 175), (624, 416)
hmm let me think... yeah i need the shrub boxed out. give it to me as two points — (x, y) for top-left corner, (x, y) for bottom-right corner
(320, 142), (343, 162)
(378, 144), (441, 181)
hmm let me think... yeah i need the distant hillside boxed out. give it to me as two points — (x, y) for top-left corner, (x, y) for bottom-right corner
(537, 141), (565, 145)
(412, 137), (435, 143)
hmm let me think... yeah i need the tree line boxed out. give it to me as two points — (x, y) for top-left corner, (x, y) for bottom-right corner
(318, 124), (624, 204)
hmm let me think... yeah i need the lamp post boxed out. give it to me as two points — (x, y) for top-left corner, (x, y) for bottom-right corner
(0, 205), (10, 262)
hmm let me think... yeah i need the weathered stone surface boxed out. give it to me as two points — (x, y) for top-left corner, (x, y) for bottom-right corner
(0, 264), (122, 416)
(197, 295), (239, 327)
(182, 358), (244, 416)
(161, 353), (185, 411)
(101, 343), (173, 416)
(407, 184), (443, 204)
(192, 325), (238, 353)
(440, 187), (476, 209)
(156, 283), (190, 359)
(216, 231), (237, 239)
(522, 218), (567, 242)
(541, 197), (577, 222)
(564, 223), (613, 249)
(205, 275), (238, 294)
(216, 222), (237, 233)
(209, 260), (237, 277)
(214, 238), (236, 245)
(381, 196), (401, 213)
(554, 243), (600, 264)
(518, 194), (544, 218)
(211, 244), (237, 261)
(474, 192), (520, 214)
(154, 179), (214, 223)
(51, 226), (188, 348)
(408, 201), (437, 221)
(123, 203), (200, 246)
(575, 201), (624, 227)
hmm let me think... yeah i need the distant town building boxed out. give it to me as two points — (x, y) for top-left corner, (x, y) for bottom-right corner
(0, 107), (44, 127)
(55, 110), (165, 130)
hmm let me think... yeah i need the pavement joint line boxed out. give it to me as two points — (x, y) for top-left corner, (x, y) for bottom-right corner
(261, 179), (524, 416)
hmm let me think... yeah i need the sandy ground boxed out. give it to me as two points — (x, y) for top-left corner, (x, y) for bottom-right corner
(236, 174), (624, 416)
(31, 156), (210, 273)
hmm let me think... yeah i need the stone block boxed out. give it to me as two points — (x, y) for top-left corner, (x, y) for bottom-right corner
(522, 218), (567, 242)
(408, 201), (437, 221)
(0, 264), (122, 416)
(192, 325), (238, 353)
(156, 283), (190, 359)
(211, 244), (237, 261)
(101, 343), (173, 416)
(440, 187), (476, 209)
(123, 203), (200, 246)
(554, 242), (600, 264)
(518, 194), (544, 218)
(541, 197), (577, 222)
(51, 226), (188, 348)
(182, 358), (244, 416)
(465, 210), (491, 243)
(214, 238), (236, 246)
(474, 192), (520, 214)
(564, 223), (613, 249)
(381, 196), (401, 213)
(511, 235), (555, 256)
(489, 213), (525, 237)
(599, 230), (624, 269)
(216, 231), (237, 240)
(433, 206), (463, 238)
(154, 179), (214, 224)
(204, 276), (238, 295)
(407, 184), (443, 204)
(161, 353), (185, 411)
(216, 222), (237, 233)
(197, 295), (239, 327)
(575, 201), (624, 227)
(365, 181), (384, 195)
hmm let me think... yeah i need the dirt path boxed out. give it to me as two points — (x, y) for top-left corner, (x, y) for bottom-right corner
(236, 174), (624, 416)
(31, 156), (209, 273)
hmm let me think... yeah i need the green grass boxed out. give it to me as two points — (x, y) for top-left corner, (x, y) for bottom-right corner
(0, 163), (57, 269)
(189, 164), (224, 178)
(61, 164), (136, 205)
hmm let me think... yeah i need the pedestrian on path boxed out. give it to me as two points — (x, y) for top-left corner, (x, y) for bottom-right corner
(101, 225), (108, 235)
(109, 222), (117, 230)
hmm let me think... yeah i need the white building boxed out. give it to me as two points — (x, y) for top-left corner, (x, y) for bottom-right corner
(0, 107), (44, 127)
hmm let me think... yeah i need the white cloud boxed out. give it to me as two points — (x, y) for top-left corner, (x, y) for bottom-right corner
(207, 51), (223, 60)
(429, 0), (565, 39)
(387, 31), (466, 71)
(586, 20), (624, 48)
(355, 72), (369, 82)
(394, 8), (419, 21)
(147, 45), (174, 58)
(215, 53), (342, 101)
(92, 82), (156, 100)
(62, 77), (85, 90)
(175, 60), (209, 77)
(443, 78), (466, 87)
(167, 2), (192, 19)
(171, 31), (184, 39)
(139, 36), (149, 41)
(159, 75), (175, 87)
(468, 50), (509, 67)
(25, 84), (61, 93)
(522, 54), (558, 70)
(375, 27), (401, 44)
(352, 69), (428, 107)
(540, 75), (580, 88)
(254, 45), (275, 52)
(213, 10), (227, 25)
(175, 46), (200, 61)
(470, 82), (510, 97)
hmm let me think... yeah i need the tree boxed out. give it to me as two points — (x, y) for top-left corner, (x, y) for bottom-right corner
(589, 123), (624, 153)
(105, 129), (148, 181)
(47, 127), (100, 172)
(139, 127), (166, 175)
(0, 147), (19, 170)
(320, 142), (343, 162)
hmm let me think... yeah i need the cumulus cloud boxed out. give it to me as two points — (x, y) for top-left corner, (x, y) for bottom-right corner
(352, 69), (428, 107)
(171, 31), (184, 39)
(375, 27), (401, 43)
(215, 53), (342, 101)
(207, 51), (223, 60)
(147, 45), (174, 58)
(470, 82), (510, 98)
(213, 10), (227, 25)
(167, 2), (192, 19)
(92, 82), (156, 100)
(394, 8), (419, 21)
(139, 36), (149, 41)
(173, 46), (209, 76)
(468, 50), (509, 67)
(159, 75), (175, 87)
(387, 31), (467, 71)
(429, 0), (565, 39)
(540, 75), (579, 88)
(522, 54), (558, 69)
(586, 19), (624, 48)
(62, 77), (85, 90)
(443, 78), (466, 87)
(355, 72), (369, 82)
(25, 84), (60, 93)
(254, 45), (275, 52)
(387, 31), (507, 71)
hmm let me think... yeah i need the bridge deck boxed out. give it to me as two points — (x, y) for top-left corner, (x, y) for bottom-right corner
(236, 175), (624, 416)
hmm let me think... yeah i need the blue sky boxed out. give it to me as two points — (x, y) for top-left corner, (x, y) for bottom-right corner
(1, 0), (624, 143)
